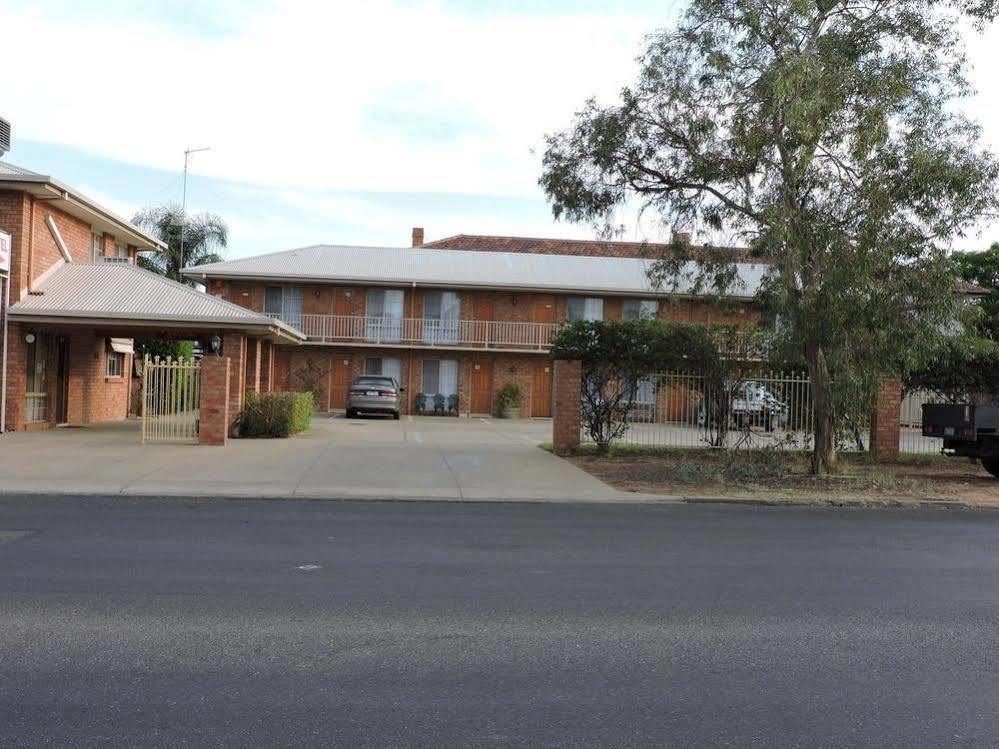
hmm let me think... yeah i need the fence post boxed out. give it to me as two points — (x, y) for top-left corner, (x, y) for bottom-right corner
(870, 376), (902, 457)
(200, 356), (231, 446)
(553, 359), (582, 456)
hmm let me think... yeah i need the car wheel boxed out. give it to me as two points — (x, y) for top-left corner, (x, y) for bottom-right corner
(393, 411), (401, 420)
(346, 409), (355, 419)
(982, 457), (999, 478)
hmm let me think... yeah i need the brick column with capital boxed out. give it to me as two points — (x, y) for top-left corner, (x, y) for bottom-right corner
(199, 356), (231, 446)
(870, 377), (902, 456)
(552, 359), (582, 456)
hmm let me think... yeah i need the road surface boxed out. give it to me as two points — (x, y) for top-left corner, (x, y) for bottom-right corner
(2, 495), (998, 746)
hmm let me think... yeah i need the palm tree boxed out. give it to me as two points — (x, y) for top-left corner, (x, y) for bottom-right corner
(132, 204), (227, 284)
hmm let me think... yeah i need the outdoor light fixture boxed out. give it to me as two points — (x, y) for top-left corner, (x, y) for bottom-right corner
(210, 334), (222, 356)
(23, 333), (35, 344)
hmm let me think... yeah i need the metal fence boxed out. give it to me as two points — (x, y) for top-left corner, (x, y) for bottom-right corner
(579, 371), (943, 454)
(899, 389), (946, 454)
(141, 356), (201, 444)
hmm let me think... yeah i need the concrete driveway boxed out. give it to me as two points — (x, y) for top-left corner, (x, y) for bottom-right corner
(0, 415), (628, 502)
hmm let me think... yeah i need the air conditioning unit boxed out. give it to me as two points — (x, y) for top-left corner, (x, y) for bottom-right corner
(0, 117), (10, 157)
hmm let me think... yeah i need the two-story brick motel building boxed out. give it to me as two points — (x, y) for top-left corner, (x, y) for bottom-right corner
(184, 228), (766, 419)
(0, 160), (300, 433)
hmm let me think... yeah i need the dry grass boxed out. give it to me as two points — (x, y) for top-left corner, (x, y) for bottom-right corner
(550, 445), (999, 504)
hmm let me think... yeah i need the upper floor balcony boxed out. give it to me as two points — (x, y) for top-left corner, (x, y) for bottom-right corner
(264, 312), (764, 358)
(266, 313), (559, 352)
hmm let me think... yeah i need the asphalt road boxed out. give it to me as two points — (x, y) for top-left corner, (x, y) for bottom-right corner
(2, 496), (999, 747)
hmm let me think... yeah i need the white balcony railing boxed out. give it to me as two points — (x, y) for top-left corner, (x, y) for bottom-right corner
(268, 314), (558, 350)
(263, 312), (763, 358)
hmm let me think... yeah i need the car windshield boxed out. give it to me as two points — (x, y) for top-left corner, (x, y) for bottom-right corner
(355, 377), (395, 388)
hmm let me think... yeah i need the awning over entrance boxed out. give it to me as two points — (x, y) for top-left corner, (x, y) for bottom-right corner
(7, 261), (305, 343)
(109, 337), (134, 354)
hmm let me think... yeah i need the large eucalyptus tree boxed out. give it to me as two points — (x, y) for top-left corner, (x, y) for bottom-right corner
(541, 0), (999, 473)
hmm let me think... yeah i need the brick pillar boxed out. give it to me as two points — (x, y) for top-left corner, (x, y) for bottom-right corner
(871, 377), (902, 456)
(552, 359), (582, 456)
(224, 332), (246, 419)
(260, 342), (274, 392)
(247, 337), (262, 395)
(199, 356), (230, 446)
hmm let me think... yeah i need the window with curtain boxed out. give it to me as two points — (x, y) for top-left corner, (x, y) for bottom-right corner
(364, 357), (402, 385)
(365, 289), (404, 342)
(423, 291), (460, 343)
(567, 297), (604, 321)
(422, 359), (458, 397)
(263, 285), (303, 329)
(91, 233), (102, 261)
(622, 299), (659, 320)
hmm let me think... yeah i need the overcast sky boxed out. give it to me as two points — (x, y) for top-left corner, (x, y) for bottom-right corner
(1, 0), (997, 257)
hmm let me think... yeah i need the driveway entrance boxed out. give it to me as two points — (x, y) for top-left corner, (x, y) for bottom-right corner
(0, 415), (622, 501)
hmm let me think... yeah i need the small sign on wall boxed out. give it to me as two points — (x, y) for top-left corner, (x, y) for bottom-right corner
(0, 231), (10, 276)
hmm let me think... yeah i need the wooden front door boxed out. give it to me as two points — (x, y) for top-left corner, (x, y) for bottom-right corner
(532, 364), (553, 417)
(470, 361), (493, 415)
(329, 357), (352, 410)
(534, 297), (555, 324)
(333, 294), (353, 316)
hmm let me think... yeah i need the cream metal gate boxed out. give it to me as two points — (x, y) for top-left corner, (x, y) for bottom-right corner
(141, 356), (201, 444)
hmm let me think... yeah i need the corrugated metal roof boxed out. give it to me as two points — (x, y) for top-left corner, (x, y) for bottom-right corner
(9, 262), (303, 337)
(0, 160), (165, 251)
(184, 244), (767, 298)
(0, 160), (45, 178)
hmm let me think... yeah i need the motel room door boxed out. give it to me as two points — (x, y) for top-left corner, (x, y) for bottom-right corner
(470, 361), (493, 415)
(329, 356), (352, 410)
(531, 364), (553, 417)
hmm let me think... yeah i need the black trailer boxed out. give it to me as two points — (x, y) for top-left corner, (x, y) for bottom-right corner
(922, 403), (999, 477)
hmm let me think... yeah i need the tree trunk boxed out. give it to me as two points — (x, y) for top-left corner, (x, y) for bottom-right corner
(806, 342), (838, 475)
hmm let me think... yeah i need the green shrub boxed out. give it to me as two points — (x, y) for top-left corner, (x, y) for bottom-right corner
(240, 391), (315, 438)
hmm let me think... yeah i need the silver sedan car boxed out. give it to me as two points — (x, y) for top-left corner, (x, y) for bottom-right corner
(346, 376), (403, 419)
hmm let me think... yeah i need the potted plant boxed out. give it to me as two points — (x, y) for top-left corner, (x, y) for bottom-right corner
(496, 384), (522, 419)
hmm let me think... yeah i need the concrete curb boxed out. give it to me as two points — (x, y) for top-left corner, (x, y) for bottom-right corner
(682, 495), (982, 510)
(0, 488), (684, 506)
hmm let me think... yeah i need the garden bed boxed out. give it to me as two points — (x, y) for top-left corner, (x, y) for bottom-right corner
(546, 444), (999, 505)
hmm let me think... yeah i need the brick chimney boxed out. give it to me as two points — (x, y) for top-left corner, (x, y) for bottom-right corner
(412, 227), (424, 247)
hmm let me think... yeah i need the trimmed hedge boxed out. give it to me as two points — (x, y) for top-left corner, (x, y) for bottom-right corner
(240, 391), (315, 438)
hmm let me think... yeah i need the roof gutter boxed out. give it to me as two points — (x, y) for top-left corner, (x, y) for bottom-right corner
(0, 178), (166, 251)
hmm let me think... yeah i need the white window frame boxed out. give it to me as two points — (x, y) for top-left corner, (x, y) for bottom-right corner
(106, 350), (125, 378)
(91, 232), (102, 261)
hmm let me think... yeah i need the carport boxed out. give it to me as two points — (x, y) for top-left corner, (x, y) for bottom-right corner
(4, 261), (303, 436)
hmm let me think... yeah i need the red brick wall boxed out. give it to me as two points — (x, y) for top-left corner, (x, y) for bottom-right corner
(871, 377), (902, 456)
(553, 359), (582, 455)
(199, 356), (231, 446)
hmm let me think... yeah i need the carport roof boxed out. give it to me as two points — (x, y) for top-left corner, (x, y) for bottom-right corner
(182, 244), (767, 299)
(8, 262), (305, 342)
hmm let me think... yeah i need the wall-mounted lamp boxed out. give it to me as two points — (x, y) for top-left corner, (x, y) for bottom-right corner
(210, 334), (222, 356)
(511, 295), (519, 306)
(24, 333), (35, 344)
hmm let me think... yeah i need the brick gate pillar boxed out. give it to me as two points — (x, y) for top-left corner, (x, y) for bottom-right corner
(870, 377), (902, 456)
(224, 332), (247, 420)
(552, 359), (582, 456)
(199, 356), (231, 446)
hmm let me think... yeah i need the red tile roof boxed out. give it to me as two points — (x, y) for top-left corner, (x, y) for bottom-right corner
(421, 233), (754, 260)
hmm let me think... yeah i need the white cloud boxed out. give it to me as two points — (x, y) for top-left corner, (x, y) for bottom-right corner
(2, 0), (997, 251)
(0, 0), (653, 197)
